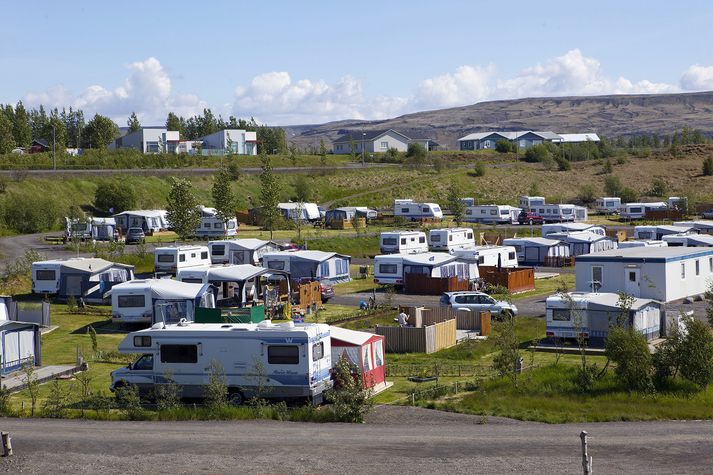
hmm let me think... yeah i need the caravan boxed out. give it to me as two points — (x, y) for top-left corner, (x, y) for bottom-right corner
(154, 246), (210, 274)
(464, 205), (521, 224)
(195, 207), (238, 238)
(620, 202), (667, 220)
(111, 320), (332, 404)
(379, 231), (428, 254)
(529, 204), (577, 223)
(428, 228), (475, 252)
(595, 197), (622, 214)
(31, 258), (134, 301)
(393, 200), (443, 221)
(208, 239), (280, 265)
(518, 196), (546, 210)
(373, 253), (478, 286)
(450, 246), (518, 268)
(542, 223), (604, 237)
(277, 202), (321, 222)
(634, 224), (693, 240)
(113, 210), (168, 234)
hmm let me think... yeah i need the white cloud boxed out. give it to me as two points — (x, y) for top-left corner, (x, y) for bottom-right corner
(680, 64), (713, 91)
(413, 64), (495, 109)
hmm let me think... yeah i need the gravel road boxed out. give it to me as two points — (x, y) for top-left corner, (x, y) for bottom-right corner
(0, 406), (712, 473)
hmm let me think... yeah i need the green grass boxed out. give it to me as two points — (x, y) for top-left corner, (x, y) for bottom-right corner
(303, 235), (380, 258)
(508, 273), (575, 301)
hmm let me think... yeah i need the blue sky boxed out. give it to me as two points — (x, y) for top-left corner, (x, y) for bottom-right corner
(2, 0), (713, 125)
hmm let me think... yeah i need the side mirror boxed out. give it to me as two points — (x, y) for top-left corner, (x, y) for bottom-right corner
(128, 363), (133, 370)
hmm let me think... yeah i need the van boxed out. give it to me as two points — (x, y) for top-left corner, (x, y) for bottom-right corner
(379, 231), (428, 254)
(428, 228), (475, 252)
(154, 246), (210, 274)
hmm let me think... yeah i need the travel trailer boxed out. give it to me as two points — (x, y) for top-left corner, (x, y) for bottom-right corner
(529, 204), (577, 223)
(542, 223), (604, 237)
(195, 207), (238, 238)
(262, 250), (351, 284)
(113, 210), (169, 234)
(518, 196), (546, 210)
(154, 246), (210, 274)
(428, 228), (475, 252)
(634, 224), (693, 240)
(393, 199), (443, 221)
(450, 246), (519, 268)
(379, 231), (428, 254)
(277, 202), (321, 222)
(324, 207), (378, 227)
(31, 258), (134, 302)
(111, 320), (333, 404)
(502, 237), (571, 265)
(64, 217), (118, 242)
(620, 202), (667, 220)
(464, 205), (521, 224)
(208, 239), (280, 265)
(595, 197), (622, 214)
(373, 253), (478, 286)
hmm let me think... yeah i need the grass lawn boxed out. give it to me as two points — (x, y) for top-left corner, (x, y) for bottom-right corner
(508, 273), (575, 301)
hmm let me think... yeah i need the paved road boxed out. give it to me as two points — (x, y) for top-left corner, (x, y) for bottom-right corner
(1, 406), (712, 473)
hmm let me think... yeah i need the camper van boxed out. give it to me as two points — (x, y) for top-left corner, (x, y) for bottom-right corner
(379, 231), (428, 254)
(393, 199), (443, 221)
(195, 207), (238, 238)
(464, 205), (521, 224)
(111, 320), (333, 404)
(620, 202), (668, 220)
(595, 197), (622, 214)
(154, 246), (210, 274)
(518, 196), (546, 210)
(209, 239), (280, 265)
(450, 246), (519, 268)
(428, 228), (475, 252)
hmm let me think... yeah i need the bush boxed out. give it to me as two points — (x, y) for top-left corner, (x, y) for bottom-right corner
(649, 178), (669, 197)
(555, 156), (571, 171)
(43, 379), (71, 418)
(115, 384), (145, 420)
(470, 161), (486, 177)
(602, 159), (613, 174)
(524, 144), (551, 163)
(605, 326), (653, 392)
(327, 357), (373, 423)
(604, 175), (623, 196)
(205, 360), (229, 411)
(619, 187), (639, 203)
(94, 181), (137, 214)
(3, 193), (62, 233)
(383, 147), (402, 163)
(156, 374), (182, 411)
(703, 158), (713, 176)
(405, 143), (427, 168)
(577, 185), (597, 205)
(495, 140), (512, 153)
(679, 318), (713, 388)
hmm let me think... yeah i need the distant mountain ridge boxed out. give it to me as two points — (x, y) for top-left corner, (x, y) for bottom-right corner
(282, 91), (713, 150)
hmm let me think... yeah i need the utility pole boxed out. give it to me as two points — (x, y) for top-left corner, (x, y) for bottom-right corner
(52, 123), (56, 170)
(580, 431), (592, 474)
(362, 132), (366, 167)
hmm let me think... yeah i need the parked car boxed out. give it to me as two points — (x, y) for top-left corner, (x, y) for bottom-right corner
(439, 291), (518, 318)
(702, 209), (713, 219)
(518, 211), (545, 225)
(125, 227), (146, 244)
(320, 282), (335, 303)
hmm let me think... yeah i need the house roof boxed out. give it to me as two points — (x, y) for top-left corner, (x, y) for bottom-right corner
(60, 258), (133, 274)
(458, 130), (562, 142)
(333, 129), (413, 144)
(32, 139), (50, 148)
(329, 326), (381, 346)
(576, 246), (713, 262)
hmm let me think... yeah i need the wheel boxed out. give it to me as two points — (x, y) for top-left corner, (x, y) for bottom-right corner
(228, 390), (244, 406)
(501, 310), (514, 320)
(528, 219), (533, 225)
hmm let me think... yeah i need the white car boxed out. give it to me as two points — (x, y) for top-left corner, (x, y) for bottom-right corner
(439, 291), (518, 318)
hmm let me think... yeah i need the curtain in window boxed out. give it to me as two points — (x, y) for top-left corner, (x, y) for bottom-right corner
(362, 344), (372, 371)
(373, 340), (384, 368)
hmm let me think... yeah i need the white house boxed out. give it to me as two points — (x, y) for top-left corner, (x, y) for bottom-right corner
(575, 247), (713, 302)
(111, 127), (180, 153)
(332, 129), (435, 154)
(198, 129), (257, 155)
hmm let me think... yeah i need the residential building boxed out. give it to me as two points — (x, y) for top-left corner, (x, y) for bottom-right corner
(198, 129), (257, 155)
(111, 127), (180, 153)
(457, 130), (600, 151)
(332, 129), (436, 154)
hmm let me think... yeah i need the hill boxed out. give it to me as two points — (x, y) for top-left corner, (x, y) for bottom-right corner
(284, 91), (713, 150)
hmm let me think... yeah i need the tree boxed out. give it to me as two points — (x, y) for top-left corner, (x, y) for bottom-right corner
(524, 144), (551, 163)
(604, 175), (623, 196)
(94, 182), (137, 214)
(405, 143), (427, 168)
(166, 112), (184, 138)
(605, 325), (653, 392)
(319, 139), (328, 167)
(0, 111), (14, 153)
(40, 114), (67, 153)
(211, 168), (235, 223)
(492, 310), (520, 385)
(618, 187), (639, 203)
(12, 101), (32, 147)
(22, 363), (41, 416)
(577, 185), (597, 204)
(650, 178), (669, 197)
(384, 147), (401, 163)
(205, 359), (228, 411)
(165, 177), (201, 240)
(293, 175), (311, 203)
(602, 158), (613, 174)
(127, 112), (141, 133)
(327, 357), (374, 423)
(84, 114), (118, 149)
(679, 318), (713, 388)
(258, 151), (281, 239)
(446, 181), (466, 226)
(289, 143), (298, 166)
(703, 158), (713, 177)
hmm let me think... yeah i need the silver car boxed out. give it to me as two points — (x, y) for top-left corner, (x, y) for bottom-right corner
(440, 291), (518, 318)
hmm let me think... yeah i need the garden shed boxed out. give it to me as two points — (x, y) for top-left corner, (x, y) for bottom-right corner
(329, 326), (386, 389)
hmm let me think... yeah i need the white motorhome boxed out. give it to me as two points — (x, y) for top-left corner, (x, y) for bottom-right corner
(530, 204), (576, 222)
(634, 224), (693, 240)
(542, 223), (604, 237)
(428, 228), (475, 252)
(111, 320), (333, 404)
(393, 199), (443, 221)
(518, 196), (546, 210)
(154, 246), (210, 274)
(450, 246), (519, 268)
(209, 239), (280, 265)
(110, 279), (215, 324)
(195, 207), (238, 238)
(379, 231), (428, 254)
(620, 202), (667, 220)
(595, 197), (622, 214)
(464, 205), (521, 224)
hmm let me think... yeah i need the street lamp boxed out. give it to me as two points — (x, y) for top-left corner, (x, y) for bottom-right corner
(361, 132), (366, 167)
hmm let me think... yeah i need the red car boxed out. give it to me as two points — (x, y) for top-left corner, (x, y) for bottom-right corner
(518, 211), (544, 225)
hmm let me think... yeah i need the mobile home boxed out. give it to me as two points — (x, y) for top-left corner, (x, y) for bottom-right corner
(575, 247), (713, 301)
(502, 237), (571, 266)
(110, 279), (215, 324)
(595, 197), (622, 214)
(262, 250), (351, 284)
(393, 199), (443, 221)
(277, 202), (321, 222)
(620, 202), (667, 220)
(634, 224), (693, 240)
(662, 233), (713, 247)
(379, 231), (428, 254)
(518, 196), (546, 210)
(542, 223), (604, 237)
(450, 245), (519, 268)
(112, 320), (332, 403)
(31, 258), (135, 302)
(428, 228), (475, 252)
(464, 204), (521, 224)
(195, 206), (238, 238)
(545, 292), (662, 347)
(208, 239), (280, 265)
(113, 210), (168, 234)
(154, 246), (210, 275)
(547, 231), (618, 256)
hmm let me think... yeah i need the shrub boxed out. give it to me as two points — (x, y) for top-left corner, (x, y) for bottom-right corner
(604, 175), (623, 196)
(679, 318), (713, 388)
(3, 193), (62, 233)
(405, 143), (427, 168)
(383, 147), (402, 163)
(605, 326), (653, 392)
(470, 161), (486, 177)
(495, 139), (512, 153)
(43, 379), (70, 418)
(649, 178), (669, 197)
(156, 373), (182, 411)
(205, 360), (229, 411)
(577, 185), (596, 205)
(327, 357), (373, 423)
(619, 187), (639, 203)
(115, 384), (145, 420)
(94, 181), (137, 214)
(703, 158), (713, 176)
(524, 144), (550, 163)
(602, 159), (613, 174)
(555, 156), (571, 171)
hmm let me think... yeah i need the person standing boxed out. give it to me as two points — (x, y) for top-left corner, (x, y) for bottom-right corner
(398, 310), (409, 327)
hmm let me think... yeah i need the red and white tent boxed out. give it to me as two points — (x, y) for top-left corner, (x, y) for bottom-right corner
(330, 326), (386, 389)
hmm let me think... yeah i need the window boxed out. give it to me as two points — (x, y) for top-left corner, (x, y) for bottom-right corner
(433, 207), (441, 212)
(133, 336), (152, 347)
(638, 232), (653, 239)
(508, 252), (516, 260)
(710, 257), (713, 272)
(422, 207), (429, 213)
(190, 253), (196, 258)
(133, 354), (153, 371)
(160, 345), (198, 364)
(267, 260), (285, 270)
(212, 245), (225, 256)
(628, 271), (637, 282)
(449, 235), (453, 242)
(213, 222), (221, 228)
(382, 238), (397, 246)
(431, 235), (441, 242)
(201, 251), (208, 260)
(401, 238), (407, 245)
(419, 237), (425, 243)
(227, 221), (236, 229)
(380, 141), (388, 149)
(681, 262), (686, 279)
(179, 254), (186, 263)
(36, 270), (56, 280)
(268, 345), (299, 364)
(552, 309), (571, 321)
(466, 209), (472, 215)
(157, 254), (175, 263)
(118, 295), (146, 308)
(319, 261), (329, 277)
(312, 342), (324, 361)
(696, 260), (700, 276)
(481, 209), (486, 214)
(379, 264), (398, 274)
(467, 233), (473, 239)
(146, 141), (159, 153)
(204, 223), (211, 228)
(592, 266), (603, 288)
(478, 256), (485, 265)
(401, 208), (409, 213)
(490, 210), (497, 215)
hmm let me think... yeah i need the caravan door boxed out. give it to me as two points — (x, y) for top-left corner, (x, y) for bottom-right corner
(524, 246), (539, 264)
(624, 268), (641, 297)
(65, 275), (83, 297)
(230, 250), (249, 265)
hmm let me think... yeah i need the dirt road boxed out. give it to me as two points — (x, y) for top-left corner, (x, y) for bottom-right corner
(1, 406), (712, 473)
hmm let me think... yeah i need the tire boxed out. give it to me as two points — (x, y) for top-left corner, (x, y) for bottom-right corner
(228, 390), (244, 406)
(500, 310), (514, 320)
(528, 219), (533, 225)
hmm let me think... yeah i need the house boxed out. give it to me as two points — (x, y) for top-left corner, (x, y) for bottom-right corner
(330, 326), (386, 390)
(502, 237), (571, 266)
(0, 320), (41, 374)
(198, 129), (257, 155)
(31, 258), (135, 302)
(209, 239), (281, 265)
(262, 250), (351, 284)
(28, 139), (50, 154)
(545, 292), (661, 347)
(547, 231), (618, 256)
(332, 129), (435, 154)
(111, 127), (180, 153)
(458, 130), (600, 150)
(575, 247), (713, 302)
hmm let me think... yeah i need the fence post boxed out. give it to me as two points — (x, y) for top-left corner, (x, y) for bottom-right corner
(1, 432), (12, 457)
(411, 393), (415, 406)
(580, 430), (592, 474)
(455, 381), (458, 394)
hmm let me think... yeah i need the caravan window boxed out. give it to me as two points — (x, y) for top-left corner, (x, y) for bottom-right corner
(118, 295), (146, 308)
(552, 309), (571, 321)
(401, 208), (409, 213)
(319, 261), (329, 276)
(179, 254), (186, 262)
(204, 223), (211, 228)
(422, 207), (429, 213)
(467, 233), (473, 239)
(419, 236), (425, 243)
(157, 254), (174, 263)
(160, 345), (198, 364)
(382, 238), (397, 246)
(267, 260), (285, 270)
(213, 223), (222, 229)
(36, 270), (56, 280)
(490, 210), (497, 215)
(268, 345), (299, 365)
(312, 342), (324, 361)
(227, 221), (236, 229)
(592, 266), (603, 288)
(431, 235), (441, 242)
(201, 251), (208, 260)
(508, 252), (516, 260)
(212, 245), (225, 256)
(133, 336), (152, 347)
(379, 264), (398, 274)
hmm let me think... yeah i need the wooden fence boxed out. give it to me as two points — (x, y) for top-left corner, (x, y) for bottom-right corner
(644, 209), (685, 221)
(543, 256), (575, 267)
(400, 306), (491, 335)
(606, 229), (627, 242)
(329, 218), (366, 230)
(479, 266), (535, 294)
(376, 319), (456, 353)
(403, 273), (471, 295)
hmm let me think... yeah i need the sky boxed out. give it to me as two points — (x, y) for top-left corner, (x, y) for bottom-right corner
(2, 0), (713, 126)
